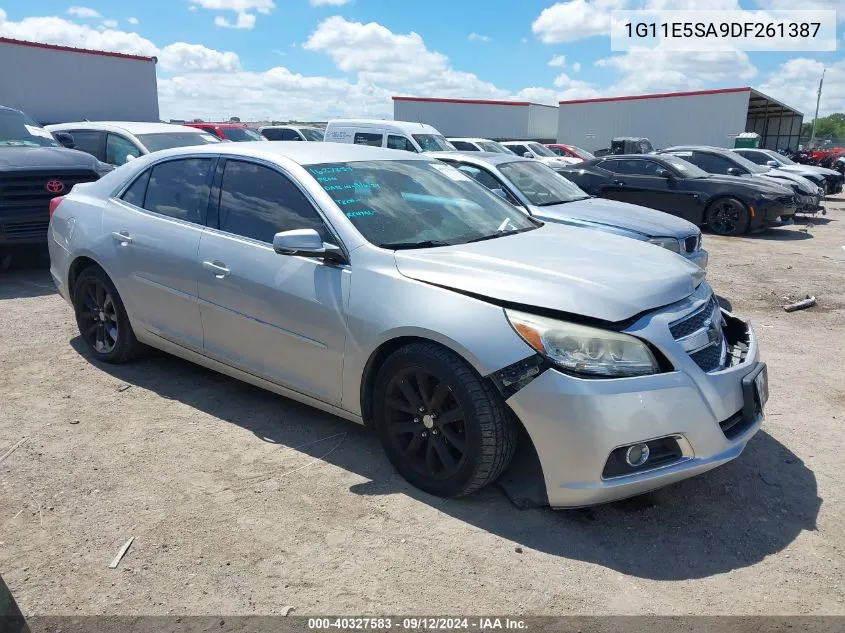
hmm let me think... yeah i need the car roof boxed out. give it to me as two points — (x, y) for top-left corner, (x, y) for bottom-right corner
(501, 140), (539, 145)
(447, 137), (499, 143)
(136, 140), (433, 165)
(260, 125), (320, 131)
(663, 145), (732, 154)
(326, 119), (441, 135)
(426, 151), (527, 166)
(0, 105), (25, 114)
(188, 122), (247, 128)
(46, 121), (207, 135)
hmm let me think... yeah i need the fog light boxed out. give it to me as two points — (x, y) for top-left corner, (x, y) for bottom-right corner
(625, 443), (650, 467)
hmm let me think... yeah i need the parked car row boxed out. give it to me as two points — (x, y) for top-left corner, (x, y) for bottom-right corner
(46, 141), (768, 508)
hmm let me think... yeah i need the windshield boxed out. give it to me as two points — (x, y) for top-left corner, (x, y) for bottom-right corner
(765, 150), (792, 165)
(221, 127), (263, 142)
(307, 160), (539, 249)
(412, 134), (455, 152)
(658, 155), (710, 179)
(477, 141), (516, 154)
(137, 132), (220, 152)
(639, 139), (655, 153)
(568, 146), (596, 160)
(300, 128), (324, 142)
(527, 143), (558, 158)
(499, 160), (590, 206)
(0, 109), (60, 147)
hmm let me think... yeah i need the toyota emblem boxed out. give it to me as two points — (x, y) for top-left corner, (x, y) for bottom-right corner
(46, 180), (65, 194)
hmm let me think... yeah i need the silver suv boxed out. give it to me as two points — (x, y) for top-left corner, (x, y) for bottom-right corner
(48, 143), (766, 508)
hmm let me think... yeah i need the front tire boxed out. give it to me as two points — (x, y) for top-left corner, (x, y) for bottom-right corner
(73, 266), (141, 363)
(372, 342), (517, 498)
(705, 197), (751, 236)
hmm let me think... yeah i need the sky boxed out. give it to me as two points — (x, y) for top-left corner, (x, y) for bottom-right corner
(0, 0), (842, 122)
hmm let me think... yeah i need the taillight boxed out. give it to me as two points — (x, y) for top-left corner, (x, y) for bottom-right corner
(49, 195), (67, 218)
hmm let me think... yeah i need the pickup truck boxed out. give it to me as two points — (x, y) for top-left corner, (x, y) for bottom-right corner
(0, 105), (111, 269)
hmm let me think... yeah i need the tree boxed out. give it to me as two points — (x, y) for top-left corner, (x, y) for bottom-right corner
(802, 113), (845, 141)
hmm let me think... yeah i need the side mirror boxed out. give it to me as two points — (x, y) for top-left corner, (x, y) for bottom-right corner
(727, 167), (744, 176)
(54, 132), (75, 149)
(125, 154), (136, 163)
(523, 152), (534, 159)
(272, 229), (346, 264)
(766, 160), (779, 168)
(655, 168), (673, 179)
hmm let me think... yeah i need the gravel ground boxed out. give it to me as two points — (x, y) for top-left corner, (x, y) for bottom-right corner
(1, 196), (844, 616)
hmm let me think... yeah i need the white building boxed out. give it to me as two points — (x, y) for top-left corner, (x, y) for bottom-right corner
(0, 37), (160, 124)
(392, 96), (558, 142)
(556, 87), (803, 152)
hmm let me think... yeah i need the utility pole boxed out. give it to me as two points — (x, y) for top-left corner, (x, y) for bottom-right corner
(809, 68), (826, 149)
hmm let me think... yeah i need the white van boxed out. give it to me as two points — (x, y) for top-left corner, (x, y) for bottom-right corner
(323, 119), (455, 153)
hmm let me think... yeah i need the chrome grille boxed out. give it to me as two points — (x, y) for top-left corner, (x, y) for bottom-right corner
(670, 295), (718, 339)
(683, 235), (699, 253)
(669, 294), (725, 373)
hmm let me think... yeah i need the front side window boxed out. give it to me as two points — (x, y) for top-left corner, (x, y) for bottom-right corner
(143, 158), (214, 224)
(477, 141), (515, 155)
(218, 160), (328, 243)
(306, 160), (538, 249)
(387, 135), (417, 152)
(299, 128), (324, 142)
(66, 130), (105, 159)
(0, 109), (60, 147)
(260, 128), (285, 141)
(354, 132), (383, 147)
(506, 143), (529, 156)
(498, 160), (590, 206)
(221, 127), (263, 142)
(736, 150), (768, 165)
(106, 134), (142, 166)
(412, 134), (455, 152)
(527, 143), (558, 158)
(688, 152), (741, 175)
(136, 132), (219, 152)
(450, 141), (478, 152)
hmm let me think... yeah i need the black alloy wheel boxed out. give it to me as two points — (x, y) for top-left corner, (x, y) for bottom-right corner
(706, 198), (750, 236)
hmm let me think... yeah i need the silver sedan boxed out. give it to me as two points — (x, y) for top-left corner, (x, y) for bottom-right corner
(48, 143), (766, 508)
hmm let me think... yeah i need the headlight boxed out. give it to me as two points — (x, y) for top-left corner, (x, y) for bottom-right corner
(647, 237), (681, 253)
(505, 310), (660, 378)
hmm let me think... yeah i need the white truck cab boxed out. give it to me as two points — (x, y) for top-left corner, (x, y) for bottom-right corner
(324, 119), (455, 153)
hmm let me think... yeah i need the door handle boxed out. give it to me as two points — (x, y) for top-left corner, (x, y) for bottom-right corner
(202, 260), (231, 278)
(612, 179), (625, 185)
(111, 231), (133, 245)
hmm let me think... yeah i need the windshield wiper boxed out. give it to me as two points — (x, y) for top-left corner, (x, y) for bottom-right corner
(379, 239), (453, 250)
(463, 226), (536, 244)
(535, 198), (586, 206)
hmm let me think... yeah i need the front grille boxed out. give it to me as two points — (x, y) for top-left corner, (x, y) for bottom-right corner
(669, 295), (718, 339)
(0, 170), (98, 211)
(684, 235), (699, 253)
(689, 344), (723, 373)
(2, 219), (49, 240)
(777, 195), (796, 207)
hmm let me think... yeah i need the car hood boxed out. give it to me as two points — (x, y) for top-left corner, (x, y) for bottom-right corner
(531, 197), (698, 238)
(755, 171), (818, 193)
(0, 146), (103, 172)
(779, 164), (841, 178)
(393, 222), (704, 323)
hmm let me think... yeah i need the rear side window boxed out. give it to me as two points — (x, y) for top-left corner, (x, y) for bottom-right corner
(143, 158), (214, 224)
(217, 160), (328, 243)
(354, 132), (383, 147)
(387, 135), (417, 152)
(67, 130), (105, 160)
(450, 141), (478, 151)
(121, 169), (151, 207)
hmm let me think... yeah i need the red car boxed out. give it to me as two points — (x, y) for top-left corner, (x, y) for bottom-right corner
(183, 122), (263, 142)
(545, 143), (595, 161)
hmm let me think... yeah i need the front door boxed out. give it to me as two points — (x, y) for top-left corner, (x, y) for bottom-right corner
(197, 158), (349, 404)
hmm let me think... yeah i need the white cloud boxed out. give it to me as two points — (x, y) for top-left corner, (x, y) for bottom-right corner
(755, 0), (844, 21)
(102, 19), (118, 28)
(597, 47), (757, 94)
(190, 0), (274, 13)
(309, 0), (352, 5)
(303, 16), (507, 98)
(759, 58), (844, 117)
(127, 17), (140, 25)
(532, 0), (628, 43)
(214, 13), (256, 29)
(159, 43), (242, 73)
(0, 9), (6, 22)
(572, 62), (582, 72)
(548, 54), (566, 67)
(0, 15), (159, 56)
(67, 6), (101, 19)
(468, 33), (491, 42)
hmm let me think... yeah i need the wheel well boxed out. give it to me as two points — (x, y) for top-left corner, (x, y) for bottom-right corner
(705, 195), (749, 215)
(359, 336), (429, 426)
(68, 256), (102, 296)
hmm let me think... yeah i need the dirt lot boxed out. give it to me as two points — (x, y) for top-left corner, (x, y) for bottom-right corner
(1, 196), (844, 616)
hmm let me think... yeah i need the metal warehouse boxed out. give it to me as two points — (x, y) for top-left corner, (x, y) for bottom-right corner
(557, 87), (803, 152)
(0, 37), (160, 124)
(393, 96), (558, 142)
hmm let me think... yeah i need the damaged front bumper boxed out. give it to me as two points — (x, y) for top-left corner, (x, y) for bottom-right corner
(503, 293), (765, 509)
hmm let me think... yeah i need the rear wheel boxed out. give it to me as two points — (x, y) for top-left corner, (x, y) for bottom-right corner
(73, 266), (141, 363)
(373, 342), (517, 498)
(705, 197), (751, 236)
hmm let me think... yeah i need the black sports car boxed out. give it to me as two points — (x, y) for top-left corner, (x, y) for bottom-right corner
(556, 153), (797, 236)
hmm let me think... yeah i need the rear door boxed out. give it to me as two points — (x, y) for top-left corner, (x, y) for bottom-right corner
(101, 157), (216, 351)
(196, 158), (349, 403)
(65, 130), (106, 162)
